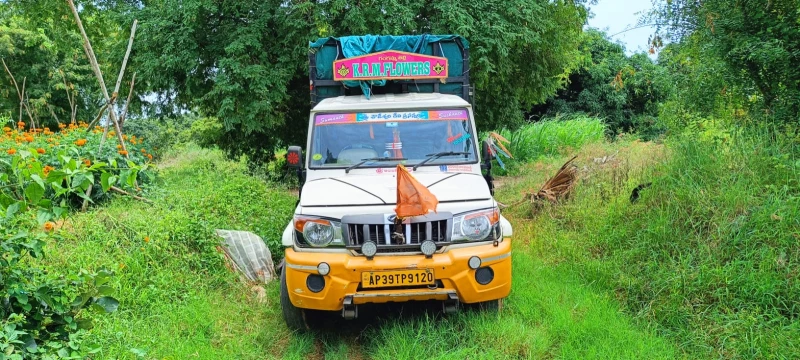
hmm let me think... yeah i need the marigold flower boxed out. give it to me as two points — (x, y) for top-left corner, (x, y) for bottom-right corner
(144, 236), (150, 243)
(83, 159), (91, 167)
(24, 136), (34, 142)
(147, 154), (153, 160)
(58, 123), (66, 129)
(2, 127), (10, 132)
(75, 139), (87, 146)
(6, 149), (16, 155)
(141, 148), (147, 153)
(17, 121), (25, 129)
(116, 144), (123, 150)
(36, 148), (45, 154)
(118, 150), (128, 156)
(43, 222), (55, 232)
(43, 165), (54, 175)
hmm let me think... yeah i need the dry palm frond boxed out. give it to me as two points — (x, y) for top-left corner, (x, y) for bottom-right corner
(500, 155), (579, 209)
(533, 155), (578, 203)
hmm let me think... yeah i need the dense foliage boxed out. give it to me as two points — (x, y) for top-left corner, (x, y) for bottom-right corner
(2, 0), (592, 161)
(0, 1), (133, 130)
(1, 118), (155, 357)
(651, 0), (799, 122)
(529, 29), (673, 139)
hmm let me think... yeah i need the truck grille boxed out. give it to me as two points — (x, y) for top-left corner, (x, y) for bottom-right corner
(341, 213), (452, 254)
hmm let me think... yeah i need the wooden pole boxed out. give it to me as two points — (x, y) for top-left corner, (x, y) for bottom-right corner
(67, 0), (130, 158)
(100, 19), (137, 149)
(119, 72), (136, 128)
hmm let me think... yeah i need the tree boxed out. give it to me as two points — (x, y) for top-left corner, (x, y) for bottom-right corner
(651, 0), (799, 121)
(529, 29), (674, 138)
(129, 0), (589, 160)
(0, 0), (132, 128)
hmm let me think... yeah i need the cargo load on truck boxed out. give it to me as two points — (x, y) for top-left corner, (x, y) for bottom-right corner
(308, 35), (471, 106)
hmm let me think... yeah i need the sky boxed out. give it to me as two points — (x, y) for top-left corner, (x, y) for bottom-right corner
(586, 0), (657, 55)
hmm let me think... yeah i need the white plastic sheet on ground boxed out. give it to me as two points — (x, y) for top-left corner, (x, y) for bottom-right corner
(215, 229), (277, 284)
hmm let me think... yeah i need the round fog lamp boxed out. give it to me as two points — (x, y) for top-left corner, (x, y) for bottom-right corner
(317, 262), (330, 276)
(420, 240), (437, 256)
(468, 256), (481, 269)
(362, 241), (378, 257)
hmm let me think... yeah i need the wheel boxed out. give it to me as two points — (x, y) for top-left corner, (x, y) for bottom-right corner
(280, 267), (308, 331)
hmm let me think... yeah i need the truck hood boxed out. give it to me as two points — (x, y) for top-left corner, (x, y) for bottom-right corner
(299, 173), (490, 207)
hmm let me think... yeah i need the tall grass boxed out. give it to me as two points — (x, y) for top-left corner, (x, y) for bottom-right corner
(497, 122), (800, 358)
(497, 115), (606, 162)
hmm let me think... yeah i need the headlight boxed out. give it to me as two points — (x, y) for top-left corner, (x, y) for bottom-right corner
(452, 208), (500, 241)
(294, 215), (344, 247)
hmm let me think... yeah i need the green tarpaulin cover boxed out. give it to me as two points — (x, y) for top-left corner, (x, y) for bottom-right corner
(309, 34), (469, 99)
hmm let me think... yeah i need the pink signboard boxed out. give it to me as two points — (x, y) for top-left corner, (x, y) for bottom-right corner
(332, 51), (449, 81)
(315, 109), (468, 125)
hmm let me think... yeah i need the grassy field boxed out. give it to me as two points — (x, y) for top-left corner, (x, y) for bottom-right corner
(38, 120), (798, 359)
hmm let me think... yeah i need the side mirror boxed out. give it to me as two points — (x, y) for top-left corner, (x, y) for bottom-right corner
(480, 140), (494, 196)
(287, 146), (303, 168)
(481, 140), (495, 161)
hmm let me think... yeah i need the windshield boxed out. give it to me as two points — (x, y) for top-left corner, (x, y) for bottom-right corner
(309, 109), (477, 169)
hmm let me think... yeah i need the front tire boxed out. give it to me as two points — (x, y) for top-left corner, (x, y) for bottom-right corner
(280, 267), (307, 331)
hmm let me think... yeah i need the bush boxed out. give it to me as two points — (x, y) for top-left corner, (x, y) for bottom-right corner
(124, 114), (196, 155)
(492, 115), (606, 175)
(594, 124), (800, 357)
(0, 119), (157, 357)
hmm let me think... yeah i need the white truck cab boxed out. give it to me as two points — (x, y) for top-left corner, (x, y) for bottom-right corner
(279, 92), (513, 330)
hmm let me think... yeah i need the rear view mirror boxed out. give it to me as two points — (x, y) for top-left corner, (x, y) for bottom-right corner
(287, 146), (303, 168)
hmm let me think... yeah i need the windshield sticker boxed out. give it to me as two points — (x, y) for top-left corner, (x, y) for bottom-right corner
(312, 153), (322, 161)
(439, 164), (474, 172)
(447, 132), (471, 144)
(316, 109), (467, 125)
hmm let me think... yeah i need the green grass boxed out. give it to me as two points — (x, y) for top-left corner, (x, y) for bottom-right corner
(37, 141), (679, 359)
(496, 115), (607, 164)
(495, 125), (800, 358)
(38, 122), (798, 359)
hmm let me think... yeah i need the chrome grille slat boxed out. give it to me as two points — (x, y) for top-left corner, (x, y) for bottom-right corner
(346, 218), (449, 254)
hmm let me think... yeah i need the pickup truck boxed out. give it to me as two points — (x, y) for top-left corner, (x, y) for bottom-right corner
(280, 35), (513, 330)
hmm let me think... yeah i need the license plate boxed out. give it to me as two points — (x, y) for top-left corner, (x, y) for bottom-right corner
(361, 269), (435, 288)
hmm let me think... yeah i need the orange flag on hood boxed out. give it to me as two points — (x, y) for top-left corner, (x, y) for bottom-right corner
(394, 164), (438, 218)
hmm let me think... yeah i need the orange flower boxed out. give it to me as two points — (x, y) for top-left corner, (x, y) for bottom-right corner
(141, 148), (147, 153)
(43, 165), (54, 175)
(17, 121), (25, 129)
(74, 139), (87, 146)
(6, 148), (16, 155)
(44, 127), (50, 132)
(43, 222), (55, 232)
(83, 159), (91, 167)
(58, 123), (67, 129)
(36, 148), (45, 154)
(116, 144), (122, 150)
(144, 236), (150, 243)
(147, 154), (153, 160)
(24, 136), (34, 142)
(118, 150), (128, 156)
(2, 127), (10, 132)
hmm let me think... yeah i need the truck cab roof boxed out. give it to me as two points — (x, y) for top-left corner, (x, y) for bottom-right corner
(311, 93), (471, 113)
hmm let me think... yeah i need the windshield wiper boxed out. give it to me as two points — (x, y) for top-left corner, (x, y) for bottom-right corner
(345, 157), (407, 174)
(412, 152), (470, 171)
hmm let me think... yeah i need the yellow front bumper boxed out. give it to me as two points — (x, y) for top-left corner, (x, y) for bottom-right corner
(283, 239), (512, 311)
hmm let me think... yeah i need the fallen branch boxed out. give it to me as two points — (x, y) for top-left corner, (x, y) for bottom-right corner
(109, 186), (153, 204)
